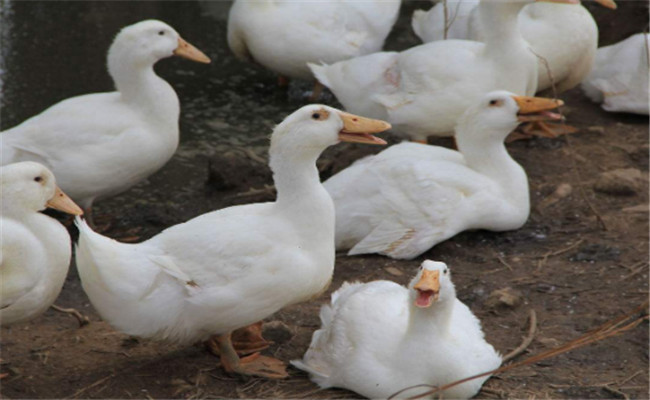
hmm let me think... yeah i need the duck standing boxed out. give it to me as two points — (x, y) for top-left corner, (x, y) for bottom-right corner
(227, 0), (401, 98)
(75, 105), (389, 378)
(0, 20), (210, 225)
(310, 0), (576, 142)
(412, 0), (617, 94)
(0, 162), (83, 326)
(292, 260), (501, 399)
(325, 91), (563, 260)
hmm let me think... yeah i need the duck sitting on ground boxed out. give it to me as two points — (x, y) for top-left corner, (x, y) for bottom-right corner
(227, 0), (401, 99)
(412, 0), (617, 93)
(581, 33), (649, 115)
(309, 0), (576, 143)
(0, 162), (83, 326)
(0, 20), (210, 226)
(74, 105), (389, 379)
(292, 260), (502, 399)
(324, 91), (563, 260)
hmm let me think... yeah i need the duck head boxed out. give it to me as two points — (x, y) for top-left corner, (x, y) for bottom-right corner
(270, 105), (389, 157)
(109, 20), (210, 68)
(1, 162), (83, 216)
(409, 260), (456, 308)
(457, 90), (563, 142)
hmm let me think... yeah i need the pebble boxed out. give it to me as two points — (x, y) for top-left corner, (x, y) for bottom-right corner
(593, 168), (644, 196)
(384, 266), (403, 276)
(485, 287), (523, 309)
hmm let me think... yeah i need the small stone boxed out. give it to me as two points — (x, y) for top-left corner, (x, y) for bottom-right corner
(537, 337), (561, 348)
(586, 126), (605, 134)
(384, 266), (403, 276)
(593, 168), (644, 196)
(538, 183), (573, 210)
(623, 204), (648, 213)
(485, 287), (523, 309)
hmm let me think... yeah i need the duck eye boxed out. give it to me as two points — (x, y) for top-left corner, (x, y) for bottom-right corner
(158, 30), (165, 36)
(311, 113), (321, 120)
(489, 100), (498, 106)
(444, 268), (448, 274)
(34, 176), (43, 183)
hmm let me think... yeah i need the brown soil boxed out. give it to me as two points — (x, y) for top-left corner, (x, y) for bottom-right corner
(1, 2), (648, 399)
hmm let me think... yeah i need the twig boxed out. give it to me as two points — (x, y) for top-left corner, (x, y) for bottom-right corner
(566, 137), (610, 231)
(603, 385), (630, 400)
(535, 238), (584, 272)
(622, 262), (649, 280)
(547, 238), (585, 257)
(397, 301), (648, 399)
(68, 373), (117, 399)
(502, 309), (537, 363)
(234, 184), (276, 198)
(50, 304), (90, 327)
(530, 47), (608, 231)
(495, 255), (514, 271)
(617, 369), (644, 386)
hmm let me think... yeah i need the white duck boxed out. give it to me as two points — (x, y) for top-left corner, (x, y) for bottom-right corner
(227, 0), (401, 94)
(324, 91), (563, 260)
(310, 0), (575, 141)
(0, 162), (83, 326)
(412, 0), (617, 93)
(0, 20), (210, 224)
(74, 105), (389, 378)
(582, 33), (650, 115)
(292, 260), (502, 399)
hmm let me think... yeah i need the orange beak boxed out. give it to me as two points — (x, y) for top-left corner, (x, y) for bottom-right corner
(513, 95), (564, 122)
(46, 186), (83, 215)
(173, 37), (211, 64)
(413, 269), (441, 308)
(337, 111), (390, 145)
(594, 0), (617, 9)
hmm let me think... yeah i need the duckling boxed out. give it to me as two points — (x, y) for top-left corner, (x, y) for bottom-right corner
(74, 105), (389, 379)
(0, 20), (210, 226)
(324, 91), (563, 260)
(1, 162), (83, 326)
(292, 260), (501, 399)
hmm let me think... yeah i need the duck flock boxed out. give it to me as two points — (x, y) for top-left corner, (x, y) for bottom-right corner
(1, 1), (648, 398)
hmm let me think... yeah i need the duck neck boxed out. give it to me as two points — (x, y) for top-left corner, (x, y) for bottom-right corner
(456, 124), (529, 206)
(269, 145), (331, 211)
(107, 49), (179, 122)
(406, 298), (455, 339)
(478, 0), (529, 52)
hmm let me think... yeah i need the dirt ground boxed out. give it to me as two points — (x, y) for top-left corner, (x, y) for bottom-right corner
(1, 1), (648, 399)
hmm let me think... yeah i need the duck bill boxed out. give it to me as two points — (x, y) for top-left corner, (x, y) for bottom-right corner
(413, 270), (440, 308)
(337, 111), (390, 145)
(173, 37), (211, 64)
(46, 186), (84, 216)
(513, 95), (564, 123)
(594, 0), (617, 9)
